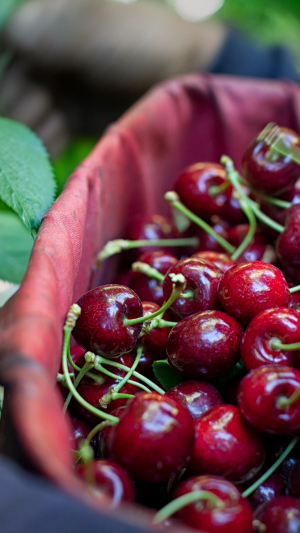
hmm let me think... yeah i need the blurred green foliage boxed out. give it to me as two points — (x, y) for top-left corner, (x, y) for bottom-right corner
(53, 137), (97, 196)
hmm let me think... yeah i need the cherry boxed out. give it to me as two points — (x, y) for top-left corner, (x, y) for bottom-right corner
(189, 404), (265, 484)
(240, 308), (300, 371)
(277, 204), (300, 276)
(70, 417), (97, 453)
(191, 216), (231, 254)
(243, 472), (286, 510)
(288, 459), (300, 497)
(254, 496), (300, 533)
(171, 475), (253, 533)
(227, 225), (269, 263)
(174, 162), (232, 221)
(126, 214), (179, 256)
(242, 126), (300, 194)
(238, 364), (300, 434)
(128, 250), (178, 305)
(108, 392), (195, 483)
(72, 285), (143, 358)
(76, 355), (140, 425)
(221, 186), (249, 226)
(218, 261), (291, 324)
(76, 459), (135, 504)
(163, 257), (222, 319)
(167, 310), (243, 380)
(166, 380), (224, 421)
(98, 406), (126, 459)
(191, 251), (235, 273)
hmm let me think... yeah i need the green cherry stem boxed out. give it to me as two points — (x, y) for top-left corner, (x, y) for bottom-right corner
(164, 191), (235, 255)
(62, 307), (119, 424)
(248, 198), (285, 233)
(85, 353), (165, 395)
(247, 187), (291, 209)
(67, 348), (101, 383)
(111, 393), (134, 401)
(75, 420), (114, 464)
(269, 338), (300, 352)
(209, 180), (231, 197)
(63, 361), (95, 413)
(153, 490), (225, 525)
(131, 261), (164, 281)
(289, 285), (300, 294)
(242, 436), (299, 498)
(97, 237), (199, 265)
(124, 275), (187, 327)
(221, 156), (257, 261)
(155, 319), (178, 328)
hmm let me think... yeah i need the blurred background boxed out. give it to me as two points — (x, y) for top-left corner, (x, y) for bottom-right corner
(1, 0), (300, 300)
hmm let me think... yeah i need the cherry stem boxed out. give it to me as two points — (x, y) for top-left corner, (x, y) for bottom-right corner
(156, 319), (178, 328)
(97, 237), (199, 264)
(62, 309), (119, 424)
(269, 338), (300, 351)
(248, 198), (285, 233)
(67, 348), (102, 383)
(257, 123), (300, 166)
(164, 191), (235, 255)
(63, 361), (95, 413)
(76, 420), (113, 464)
(86, 353), (165, 395)
(221, 156), (257, 261)
(209, 180), (231, 197)
(289, 285), (300, 294)
(242, 436), (299, 498)
(131, 261), (164, 281)
(247, 186), (291, 209)
(57, 372), (74, 384)
(153, 490), (225, 525)
(111, 393), (134, 401)
(124, 275), (187, 326)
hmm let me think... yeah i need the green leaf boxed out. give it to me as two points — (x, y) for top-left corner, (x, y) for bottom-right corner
(153, 360), (185, 391)
(0, 211), (33, 283)
(0, 117), (56, 231)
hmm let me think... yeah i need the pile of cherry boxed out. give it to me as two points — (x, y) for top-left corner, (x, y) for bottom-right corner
(60, 124), (300, 533)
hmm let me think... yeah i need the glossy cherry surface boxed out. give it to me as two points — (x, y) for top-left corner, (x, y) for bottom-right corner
(277, 204), (300, 273)
(174, 475), (253, 533)
(98, 406), (125, 459)
(244, 472), (286, 510)
(192, 251), (235, 273)
(174, 162), (232, 220)
(128, 250), (178, 305)
(70, 417), (97, 453)
(72, 284), (143, 357)
(166, 380), (224, 420)
(76, 459), (135, 505)
(167, 310), (243, 380)
(240, 308), (300, 371)
(288, 459), (300, 497)
(163, 257), (222, 319)
(255, 496), (300, 533)
(242, 126), (300, 194)
(218, 261), (291, 324)
(108, 392), (195, 483)
(126, 214), (179, 256)
(189, 404), (265, 483)
(228, 225), (268, 263)
(238, 364), (300, 433)
(194, 216), (230, 253)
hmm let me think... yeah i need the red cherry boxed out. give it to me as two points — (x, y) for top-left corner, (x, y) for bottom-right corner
(277, 204), (300, 274)
(163, 257), (222, 319)
(193, 216), (231, 253)
(242, 126), (300, 194)
(173, 475), (253, 533)
(98, 406), (126, 459)
(189, 404), (265, 483)
(174, 162), (232, 221)
(221, 187), (249, 226)
(128, 250), (178, 305)
(227, 225), (269, 263)
(240, 308), (300, 371)
(218, 261), (291, 324)
(288, 459), (300, 497)
(70, 417), (97, 453)
(76, 459), (135, 504)
(243, 472), (286, 510)
(126, 214), (179, 256)
(72, 285), (143, 358)
(167, 310), (243, 380)
(255, 496), (300, 533)
(166, 380), (224, 420)
(191, 251), (236, 273)
(108, 392), (195, 483)
(238, 364), (300, 434)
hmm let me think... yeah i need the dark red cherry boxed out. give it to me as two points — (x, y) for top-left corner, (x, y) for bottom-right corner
(173, 475), (253, 533)
(189, 404), (265, 483)
(98, 407), (126, 459)
(218, 261), (291, 324)
(126, 214), (179, 256)
(240, 308), (300, 371)
(238, 364), (300, 434)
(167, 310), (243, 380)
(255, 496), (300, 533)
(70, 417), (97, 453)
(192, 251), (236, 273)
(227, 225), (269, 263)
(193, 216), (231, 254)
(163, 257), (222, 319)
(76, 355), (140, 425)
(288, 459), (300, 497)
(221, 186), (249, 226)
(174, 162), (232, 221)
(166, 380), (224, 420)
(72, 284), (143, 358)
(108, 392), (195, 483)
(244, 472), (286, 510)
(242, 126), (300, 194)
(277, 204), (300, 273)
(76, 459), (135, 504)
(128, 250), (178, 305)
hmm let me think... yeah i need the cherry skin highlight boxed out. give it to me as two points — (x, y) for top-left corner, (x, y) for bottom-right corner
(240, 307), (300, 371)
(108, 392), (195, 483)
(166, 310), (243, 380)
(238, 364), (300, 434)
(166, 380), (224, 421)
(189, 404), (265, 484)
(173, 475), (253, 533)
(192, 251), (235, 273)
(218, 261), (291, 324)
(227, 225), (268, 263)
(72, 284), (143, 358)
(255, 496), (300, 533)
